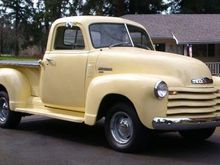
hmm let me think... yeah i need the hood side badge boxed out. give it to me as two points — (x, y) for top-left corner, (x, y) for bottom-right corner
(191, 77), (213, 84)
(98, 67), (113, 73)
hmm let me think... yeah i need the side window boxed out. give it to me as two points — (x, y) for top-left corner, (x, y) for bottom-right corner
(128, 26), (147, 47)
(127, 25), (153, 50)
(54, 26), (85, 50)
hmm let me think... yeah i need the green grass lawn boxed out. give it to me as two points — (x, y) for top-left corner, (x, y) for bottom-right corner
(0, 54), (39, 61)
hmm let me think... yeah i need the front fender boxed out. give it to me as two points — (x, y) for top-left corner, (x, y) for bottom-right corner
(0, 68), (31, 110)
(85, 74), (168, 128)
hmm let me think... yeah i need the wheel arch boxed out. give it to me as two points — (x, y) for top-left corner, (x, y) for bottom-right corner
(0, 84), (8, 93)
(97, 94), (136, 121)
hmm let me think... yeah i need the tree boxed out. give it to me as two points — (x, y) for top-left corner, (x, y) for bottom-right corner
(0, 0), (34, 56)
(0, 17), (4, 54)
(109, 0), (129, 16)
(83, 0), (105, 15)
(69, 0), (84, 16)
(37, 0), (83, 53)
(83, 0), (168, 16)
(129, 0), (167, 14)
(0, 3), (4, 54)
(0, 15), (17, 55)
(169, 0), (220, 14)
(0, 0), (85, 56)
(0, 0), (170, 56)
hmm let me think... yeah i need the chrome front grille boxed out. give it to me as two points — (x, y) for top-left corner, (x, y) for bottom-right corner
(216, 92), (220, 111)
(167, 87), (220, 115)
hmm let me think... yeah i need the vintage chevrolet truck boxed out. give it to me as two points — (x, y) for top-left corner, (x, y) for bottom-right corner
(0, 16), (220, 152)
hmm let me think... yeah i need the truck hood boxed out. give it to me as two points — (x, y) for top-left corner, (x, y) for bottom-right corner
(97, 47), (213, 87)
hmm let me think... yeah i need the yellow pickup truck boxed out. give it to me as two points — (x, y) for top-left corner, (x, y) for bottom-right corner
(0, 16), (220, 152)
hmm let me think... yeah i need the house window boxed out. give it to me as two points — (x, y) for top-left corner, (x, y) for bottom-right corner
(208, 44), (215, 57)
(155, 44), (165, 51)
(192, 44), (215, 57)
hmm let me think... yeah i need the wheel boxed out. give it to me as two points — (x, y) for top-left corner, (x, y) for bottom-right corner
(105, 102), (148, 152)
(0, 91), (22, 128)
(179, 128), (215, 141)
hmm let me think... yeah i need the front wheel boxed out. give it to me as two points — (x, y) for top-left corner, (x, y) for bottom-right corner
(179, 128), (215, 141)
(0, 91), (22, 128)
(105, 103), (148, 152)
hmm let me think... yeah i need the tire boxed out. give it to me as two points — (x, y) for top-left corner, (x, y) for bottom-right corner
(179, 128), (215, 141)
(105, 102), (148, 152)
(0, 91), (22, 128)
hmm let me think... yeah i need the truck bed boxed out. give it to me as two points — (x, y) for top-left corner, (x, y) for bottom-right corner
(0, 60), (40, 96)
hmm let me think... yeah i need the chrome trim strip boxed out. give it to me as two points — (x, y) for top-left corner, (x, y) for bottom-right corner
(0, 61), (39, 68)
(124, 23), (134, 47)
(152, 117), (220, 130)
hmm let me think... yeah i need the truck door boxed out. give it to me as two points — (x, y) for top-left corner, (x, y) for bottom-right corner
(40, 25), (88, 112)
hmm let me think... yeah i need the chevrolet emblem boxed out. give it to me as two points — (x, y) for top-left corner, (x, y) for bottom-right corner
(191, 77), (213, 84)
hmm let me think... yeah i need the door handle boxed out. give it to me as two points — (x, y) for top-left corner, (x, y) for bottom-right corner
(46, 58), (53, 62)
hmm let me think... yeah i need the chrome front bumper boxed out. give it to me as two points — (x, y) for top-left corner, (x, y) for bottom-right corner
(152, 117), (220, 130)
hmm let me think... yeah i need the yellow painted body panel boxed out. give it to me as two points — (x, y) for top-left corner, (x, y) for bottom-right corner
(0, 16), (220, 129)
(85, 74), (168, 127)
(40, 51), (88, 111)
(0, 68), (31, 109)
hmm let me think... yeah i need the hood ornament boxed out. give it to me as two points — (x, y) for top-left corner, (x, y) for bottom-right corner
(191, 77), (213, 84)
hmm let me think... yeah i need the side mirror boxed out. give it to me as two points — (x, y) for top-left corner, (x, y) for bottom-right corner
(38, 59), (44, 66)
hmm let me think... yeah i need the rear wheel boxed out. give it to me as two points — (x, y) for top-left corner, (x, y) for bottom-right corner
(179, 128), (215, 141)
(0, 91), (22, 128)
(105, 102), (148, 152)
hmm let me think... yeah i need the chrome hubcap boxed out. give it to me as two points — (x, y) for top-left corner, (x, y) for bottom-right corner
(0, 97), (9, 123)
(110, 112), (133, 144)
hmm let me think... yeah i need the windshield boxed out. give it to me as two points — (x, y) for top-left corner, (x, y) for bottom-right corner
(89, 23), (154, 50)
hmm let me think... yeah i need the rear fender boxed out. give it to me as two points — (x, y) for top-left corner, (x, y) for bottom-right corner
(0, 68), (31, 110)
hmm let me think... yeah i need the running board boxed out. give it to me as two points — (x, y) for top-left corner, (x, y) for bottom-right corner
(15, 107), (85, 123)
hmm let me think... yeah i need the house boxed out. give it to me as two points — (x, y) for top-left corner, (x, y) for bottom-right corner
(123, 14), (220, 75)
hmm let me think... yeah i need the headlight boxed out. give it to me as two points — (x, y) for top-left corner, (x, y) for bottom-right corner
(154, 81), (168, 99)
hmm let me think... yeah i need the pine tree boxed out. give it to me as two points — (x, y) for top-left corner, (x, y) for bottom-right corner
(129, 0), (167, 14)
(0, 0), (34, 56)
(169, 0), (220, 14)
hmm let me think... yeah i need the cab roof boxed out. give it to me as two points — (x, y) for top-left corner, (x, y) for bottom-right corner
(52, 16), (145, 29)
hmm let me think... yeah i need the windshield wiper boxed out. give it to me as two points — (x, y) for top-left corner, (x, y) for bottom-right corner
(109, 42), (131, 48)
(133, 43), (152, 50)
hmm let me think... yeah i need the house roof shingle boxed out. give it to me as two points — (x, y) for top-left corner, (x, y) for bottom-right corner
(123, 14), (220, 44)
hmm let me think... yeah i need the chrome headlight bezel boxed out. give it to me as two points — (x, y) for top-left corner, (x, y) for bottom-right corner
(154, 81), (168, 99)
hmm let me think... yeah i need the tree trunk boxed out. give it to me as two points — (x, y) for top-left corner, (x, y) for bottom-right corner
(0, 31), (3, 54)
(113, 0), (126, 16)
(15, 2), (20, 56)
(0, 22), (3, 54)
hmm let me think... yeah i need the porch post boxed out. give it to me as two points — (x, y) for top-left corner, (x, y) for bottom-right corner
(189, 44), (192, 57)
(184, 45), (187, 56)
